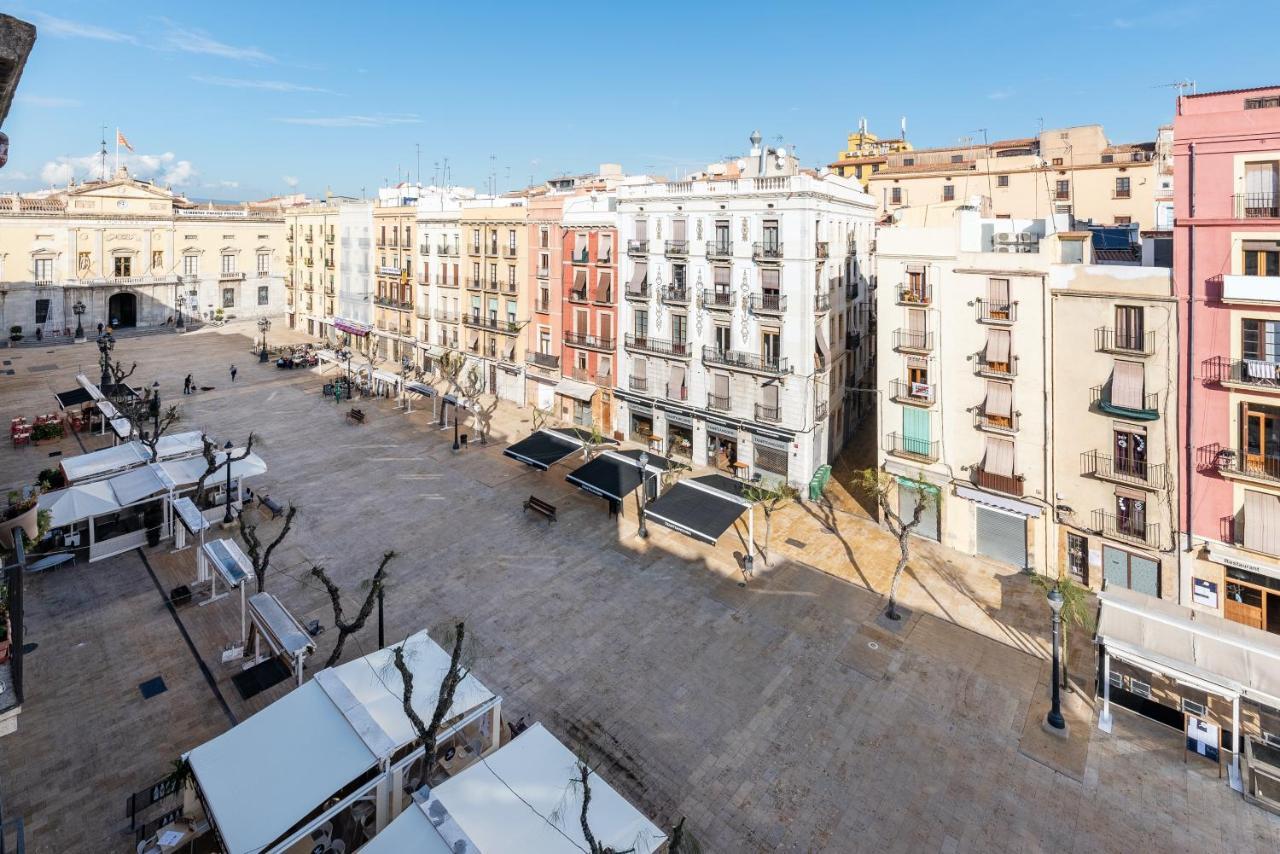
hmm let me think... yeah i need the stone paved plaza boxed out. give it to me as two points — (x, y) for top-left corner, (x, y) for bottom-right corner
(1, 322), (1278, 853)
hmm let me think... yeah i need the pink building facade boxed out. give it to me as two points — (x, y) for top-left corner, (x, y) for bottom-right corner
(526, 194), (566, 411)
(558, 194), (618, 434)
(1176, 86), (1280, 635)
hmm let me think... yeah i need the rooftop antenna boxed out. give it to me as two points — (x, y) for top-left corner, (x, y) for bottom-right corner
(99, 125), (108, 182)
(443, 156), (450, 188)
(1155, 79), (1197, 97)
(900, 116), (907, 141)
(416, 143), (421, 185)
(489, 154), (496, 196)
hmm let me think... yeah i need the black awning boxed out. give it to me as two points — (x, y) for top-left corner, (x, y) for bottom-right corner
(405, 382), (436, 397)
(550, 426), (619, 446)
(55, 387), (94, 409)
(645, 479), (748, 545)
(504, 430), (582, 471)
(566, 454), (642, 502)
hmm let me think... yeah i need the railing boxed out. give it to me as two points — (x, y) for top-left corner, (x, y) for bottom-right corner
(627, 239), (649, 255)
(666, 383), (688, 401)
(665, 240), (689, 256)
(488, 243), (499, 255)
(437, 276), (459, 288)
(814, 292), (831, 312)
(974, 353), (1018, 377)
(564, 331), (615, 350)
(972, 466), (1025, 497)
(973, 409), (1019, 433)
(663, 286), (690, 304)
(434, 310), (459, 322)
(892, 328), (933, 351)
(1203, 356), (1280, 390)
(815, 400), (829, 421)
(975, 299), (1016, 323)
(624, 281), (650, 299)
(629, 376), (648, 392)
(527, 351), (559, 370)
(1233, 193), (1280, 219)
(1201, 445), (1280, 484)
(816, 241), (829, 259)
(219, 271), (246, 281)
(707, 392), (732, 411)
(535, 298), (551, 313)
(503, 246), (517, 258)
(465, 278), (484, 290)
(437, 243), (459, 256)
(755, 402), (781, 422)
(704, 291), (734, 310)
(568, 289), (589, 303)
(1093, 509), (1161, 549)
(625, 334), (690, 357)
(897, 283), (931, 305)
(890, 378), (934, 405)
(749, 293), (787, 313)
(705, 240), (733, 259)
(463, 314), (521, 334)
(469, 243), (482, 255)
(702, 346), (790, 374)
(888, 432), (938, 462)
(752, 242), (784, 262)
(305, 232), (314, 243)
(1095, 327), (1155, 355)
(325, 233), (335, 244)
(1091, 386), (1159, 419)
(536, 266), (550, 278)
(1081, 449), (1165, 488)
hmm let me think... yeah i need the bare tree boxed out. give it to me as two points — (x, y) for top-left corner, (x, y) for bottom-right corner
(580, 420), (611, 461)
(311, 551), (395, 667)
(193, 432), (256, 508)
(390, 621), (469, 776)
(113, 384), (181, 460)
(237, 503), (297, 593)
(103, 358), (138, 403)
(575, 762), (636, 854)
(530, 406), (554, 433)
(439, 351), (502, 444)
(855, 470), (933, 621)
(740, 482), (799, 566)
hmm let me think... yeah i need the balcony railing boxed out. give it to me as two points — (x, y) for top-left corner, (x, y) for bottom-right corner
(755, 403), (781, 423)
(1200, 445), (1280, 484)
(219, 271), (246, 281)
(752, 242), (783, 262)
(568, 289), (589, 303)
(527, 351), (559, 370)
(625, 334), (690, 358)
(815, 241), (829, 259)
(975, 299), (1016, 324)
(503, 246), (517, 258)
(892, 328), (933, 352)
(536, 266), (550, 279)
(1202, 356), (1280, 391)
(705, 240), (733, 260)
(814, 292), (831, 312)
(1095, 327), (1154, 355)
(897, 283), (931, 305)
(702, 346), (790, 374)
(1233, 193), (1280, 219)
(463, 314), (521, 334)
(707, 392), (732, 411)
(704, 291), (734, 310)
(973, 409), (1019, 433)
(663, 286), (690, 304)
(629, 376), (648, 392)
(888, 432), (938, 462)
(436, 276), (459, 288)
(972, 466), (1025, 497)
(534, 298), (551, 313)
(465, 278), (484, 290)
(749, 293), (787, 314)
(1081, 449), (1165, 489)
(973, 353), (1018, 378)
(665, 240), (689, 257)
(890, 378), (934, 406)
(438, 243), (459, 256)
(627, 239), (649, 255)
(563, 331), (615, 351)
(1091, 386), (1159, 420)
(815, 400), (829, 421)
(624, 281), (650, 300)
(434, 310), (459, 323)
(1093, 509), (1161, 549)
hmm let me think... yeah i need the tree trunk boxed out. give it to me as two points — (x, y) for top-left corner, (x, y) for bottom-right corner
(886, 532), (910, 620)
(762, 514), (772, 566)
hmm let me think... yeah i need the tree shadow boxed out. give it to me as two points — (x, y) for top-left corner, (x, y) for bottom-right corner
(797, 496), (871, 589)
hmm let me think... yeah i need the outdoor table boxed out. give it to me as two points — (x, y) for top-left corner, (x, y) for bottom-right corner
(436, 743), (476, 777)
(731, 461), (750, 479)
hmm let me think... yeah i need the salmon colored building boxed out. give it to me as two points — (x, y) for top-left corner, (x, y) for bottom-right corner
(558, 193), (618, 433)
(525, 193), (566, 411)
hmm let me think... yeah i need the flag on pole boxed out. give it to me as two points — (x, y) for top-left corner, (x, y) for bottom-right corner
(116, 130), (134, 152)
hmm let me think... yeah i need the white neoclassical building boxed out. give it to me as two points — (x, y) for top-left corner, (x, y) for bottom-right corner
(614, 134), (877, 488)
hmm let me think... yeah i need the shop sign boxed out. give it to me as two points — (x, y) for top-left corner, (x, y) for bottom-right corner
(1192, 578), (1219, 609)
(1186, 716), (1220, 762)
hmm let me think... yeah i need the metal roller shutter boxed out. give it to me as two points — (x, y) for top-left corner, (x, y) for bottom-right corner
(976, 506), (1027, 568)
(897, 483), (939, 541)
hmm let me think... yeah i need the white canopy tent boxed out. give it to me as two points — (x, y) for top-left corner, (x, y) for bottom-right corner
(39, 463), (178, 561)
(60, 430), (205, 484)
(38, 481), (119, 529)
(161, 450), (267, 491)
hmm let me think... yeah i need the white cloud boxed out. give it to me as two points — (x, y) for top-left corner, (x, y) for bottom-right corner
(159, 19), (276, 63)
(282, 176), (300, 188)
(986, 90), (1014, 101)
(16, 94), (83, 108)
(30, 12), (138, 44)
(39, 151), (199, 188)
(0, 170), (31, 181)
(275, 113), (421, 128)
(191, 75), (338, 95)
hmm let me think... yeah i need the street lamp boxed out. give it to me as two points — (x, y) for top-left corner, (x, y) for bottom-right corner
(452, 398), (461, 451)
(1045, 587), (1067, 732)
(73, 299), (86, 341)
(258, 317), (271, 361)
(176, 293), (186, 330)
(149, 380), (160, 439)
(222, 439), (235, 525)
(636, 452), (650, 539)
(96, 330), (115, 394)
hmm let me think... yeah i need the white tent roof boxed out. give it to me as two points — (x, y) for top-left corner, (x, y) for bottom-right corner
(187, 680), (380, 854)
(160, 450), (267, 489)
(426, 723), (666, 854)
(1098, 586), (1280, 706)
(154, 430), (206, 460)
(107, 463), (174, 506)
(76, 373), (105, 402)
(60, 442), (149, 483)
(356, 806), (452, 854)
(38, 481), (120, 527)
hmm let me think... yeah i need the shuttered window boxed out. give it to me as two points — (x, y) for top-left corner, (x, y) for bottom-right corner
(1111, 360), (1145, 409)
(1244, 489), (1280, 555)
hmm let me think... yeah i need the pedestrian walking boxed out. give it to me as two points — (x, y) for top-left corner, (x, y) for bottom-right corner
(183, 374), (192, 395)
(230, 364), (238, 382)
(96, 322), (103, 336)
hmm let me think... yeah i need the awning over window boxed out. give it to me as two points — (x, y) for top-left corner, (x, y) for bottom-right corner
(503, 430), (583, 471)
(1111, 360), (1145, 409)
(1244, 489), (1280, 555)
(554, 377), (596, 403)
(645, 474), (749, 545)
(983, 437), (1015, 478)
(573, 269), (587, 291)
(985, 381), (1012, 417)
(628, 263), (647, 289)
(986, 329), (1011, 362)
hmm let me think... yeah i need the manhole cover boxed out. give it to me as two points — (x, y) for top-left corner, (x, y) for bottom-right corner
(139, 676), (168, 699)
(867, 641), (879, 650)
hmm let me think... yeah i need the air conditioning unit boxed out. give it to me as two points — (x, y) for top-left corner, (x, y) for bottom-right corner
(994, 233), (1016, 244)
(1182, 698), (1207, 717)
(1016, 232), (1035, 243)
(994, 246), (1012, 253)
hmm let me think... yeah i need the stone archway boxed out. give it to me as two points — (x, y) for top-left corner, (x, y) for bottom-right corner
(107, 292), (137, 328)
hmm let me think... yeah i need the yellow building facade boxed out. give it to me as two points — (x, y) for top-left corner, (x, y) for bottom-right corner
(458, 200), (529, 403)
(828, 123), (913, 188)
(283, 202), (340, 339)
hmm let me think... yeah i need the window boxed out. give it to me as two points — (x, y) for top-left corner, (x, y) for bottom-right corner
(507, 229), (516, 250)
(761, 329), (780, 364)
(508, 266), (516, 286)
(1102, 545), (1160, 597)
(34, 258), (53, 282)
(1067, 533), (1088, 584)
(222, 288), (236, 308)
(634, 308), (648, 336)
(540, 228), (549, 249)
(1115, 306), (1145, 351)
(762, 219), (779, 250)
(950, 154), (963, 163)
(1052, 157), (1063, 166)
(1115, 177), (1131, 199)
(1114, 428), (1147, 479)
(258, 286), (269, 306)
(1243, 242), (1280, 276)
(903, 157), (915, 166)
(1243, 318), (1280, 362)
(672, 313), (686, 343)
(1101, 154), (1114, 164)
(258, 252), (270, 275)
(713, 266), (731, 303)
(672, 264), (686, 290)
(996, 175), (1009, 188)
(1116, 491), (1147, 538)
(35, 298), (50, 325)
(1115, 216), (1131, 225)
(539, 330), (551, 354)
(1245, 96), (1280, 110)
(714, 325), (731, 353)
(222, 253), (236, 274)
(890, 187), (902, 205)
(488, 263), (497, 284)
(114, 256), (132, 277)
(942, 184), (955, 201)
(1054, 180), (1070, 200)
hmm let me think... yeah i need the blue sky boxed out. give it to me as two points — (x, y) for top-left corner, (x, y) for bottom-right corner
(1, 2), (1277, 201)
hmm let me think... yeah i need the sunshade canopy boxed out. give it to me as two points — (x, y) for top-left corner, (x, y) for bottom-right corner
(203, 538), (252, 588)
(61, 442), (149, 483)
(108, 463), (174, 506)
(55, 387), (95, 409)
(566, 455), (643, 502)
(554, 377), (597, 403)
(161, 450), (267, 489)
(356, 806), (451, 854)
(249, 592), (314, 659)
(644, 475), (749, 545)
(38, 481), (120, 528)
(405, 381), (436, 397)
(172, 496), (210, 535)
(504, 429), (582, 471)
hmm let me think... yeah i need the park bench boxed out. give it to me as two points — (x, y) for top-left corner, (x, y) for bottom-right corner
(522, 495), (557, 524)
(346, 407), (366, 424)
(258, 494), (284, 519)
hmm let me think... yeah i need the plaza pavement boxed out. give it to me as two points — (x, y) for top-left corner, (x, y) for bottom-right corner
(0, 321), (1277, 853)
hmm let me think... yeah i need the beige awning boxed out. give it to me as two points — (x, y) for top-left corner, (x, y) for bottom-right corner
(986, 329), (1011, 362)
(554, 377), (596, 402)
(984, 437), (1015, 477)
(633, 357), (647, 379)
(762, 268), (780, 289)
(574, 232), (587, 255)
(467, 331), (479, 350)
(1244, 489), (1280, 556)
(985, 381), (1012, 417)
(987, 277), (1010, 304)
(628, 264), (647, 289)
(1111, 360), (1145, 409)
(573, 269), (587, 290)
(714, 266), (730, 286)
(672, 219), (687, 241)
(907, 308), (926, 333)
(668, 364), (685, 390)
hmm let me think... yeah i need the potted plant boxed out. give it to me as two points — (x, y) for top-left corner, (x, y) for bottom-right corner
(31, 421), (64, 445)
(37, 467), (66, 491)
(144, 503), (164, 548)
(8, 324), (22, 342)
(0, 490), (38, 550)
(0, 588), (9, 665)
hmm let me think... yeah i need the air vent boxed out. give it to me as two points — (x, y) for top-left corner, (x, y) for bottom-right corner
(1129, 678), (1151, 699)
(1182, 699), (1207, 718)
(1263, 731), (1280, 749)
(1108, 671), (1123, 689)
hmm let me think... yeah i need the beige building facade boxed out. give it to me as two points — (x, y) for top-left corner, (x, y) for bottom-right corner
(283, 202), (341, 339)
(459, 199), (529, 403)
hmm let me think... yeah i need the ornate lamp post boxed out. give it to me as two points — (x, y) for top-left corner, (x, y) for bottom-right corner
(636, 452), (650, 539)
(73, 299), (86, 341)
(222, 439), (235, 525)
(1045, 587), (1067, 733)
(96, 330), (115, 393)
(149, 380), (160, 439)
(175, 293), (186, 330)
(452, 399), (461, 451)
(257, 317), (271, 361)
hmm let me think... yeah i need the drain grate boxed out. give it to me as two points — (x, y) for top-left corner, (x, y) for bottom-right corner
(785, 538), (807, 549)
(27, 364), (58, 373)
(139, 676), (168, 699)
(48, 450), (63, 457)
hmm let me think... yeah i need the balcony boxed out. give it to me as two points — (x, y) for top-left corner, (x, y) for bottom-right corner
(897, 283), (931, 305)
(665, 240), (689, 257)
(219, 271), (246, 281)
(536, 266), (550, 279)
(463, 314), (521, 334)
(752, 242), (784, 263)
(488, 243), (499, 256)
(702, 346), (790, 375)
(1091, 386), (1159, 420)
(434, 309), (460, 323)
(707, 392), (732, 412)
(627, 239), (649, 255)
(374, 296), (412, 310)
(659, 286), (688, 305)
(629, 376), (649, 393)
(503, 246), (517, 258)
(468, 244), (482, 256)
(749, 293), (787, 315)
(972, 466), (1025, 497)
(814, 292), (831, 312)
(570, 250), (589, 265)
(975, 299), (1016, 324)
(534, 298), (552, 314)
(527, 351), (559, 371)
(567, 288), (589, 304)
(438, 243), (459, 256)
(625, 334), (690, 358)
(815, 241), (829, 259)
(286, 231), (294, 242)
(666, 383), (688, 401)
(755, 402), (781, 423)
(888, 432), (939, 462)
(305, 232), (314, 243)
(436, 276), (459, 289)
(890, 378), (935, 407)
(1092, 509), (1161, 549)
(563, 331), (615, 352)
(973, 353), (1018, 378)
(815, 400), (829, 421)
(624, 281), (650, 300)
(705, 240), (733, 260)
(1201, 445), (1280, 486)
(973, 409), (1018, 434)
(1233, 193), (1280, 219)
(892, 328), (933, 353)
(465, 278), (484, 291)
(1081, 450), (1166, 489)
(704, 291), (734, 311)
(1203, 356), (1280, 392)
(1221, 274), (1280, 306)
(325, 232), (335, 245)
(1095, 327), (1155, 356)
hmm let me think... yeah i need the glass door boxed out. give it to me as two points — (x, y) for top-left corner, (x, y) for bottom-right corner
(1244, 405), (1280, 478)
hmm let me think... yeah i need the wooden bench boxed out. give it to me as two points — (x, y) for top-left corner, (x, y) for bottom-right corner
(522, 495), (557, 524)
(346, 408), (366, 424)
(258, 494), (284, 519)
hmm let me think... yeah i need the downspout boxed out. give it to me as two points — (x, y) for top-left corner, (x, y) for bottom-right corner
(1044, 274), (1054, 578)
(1183, 143), (1196, 588)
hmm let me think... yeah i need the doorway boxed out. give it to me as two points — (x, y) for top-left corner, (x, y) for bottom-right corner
(107, 292), (137, 328)
(1244, 403), (1280, 479)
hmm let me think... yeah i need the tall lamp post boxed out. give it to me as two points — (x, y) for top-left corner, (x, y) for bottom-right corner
(258, 317), (271, 362)
(175, 293), (186, 330)
(222, 439), (235, 525)
(73, 299), (86, 342)
(636, 452), (650, 539)
(97, 330), (115, 394)
(1045, 588), (1067, 733)
(149, 380), (160, 440)
(452, 399), (461, 451)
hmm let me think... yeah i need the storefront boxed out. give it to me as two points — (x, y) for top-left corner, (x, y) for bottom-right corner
(955, 484), (1037, 570)
(705, 419), (739, 474)
(629, 406), (654, 445)
(664, 410), (694, 461)
(896, 478), (940, 541)
(751, 434), (789, 483)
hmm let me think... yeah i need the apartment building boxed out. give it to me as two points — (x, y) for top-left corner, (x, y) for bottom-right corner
(867, 124), (1166, 229)
(828, 119), (913, 189)
(615, 132), (876, 488)
(525, 193), (567, 409)
(283, 201), (340, 338)
(876, 210), (1177, 591)
(371, 202), (417, 364)
(1176, 85), (1280, 634)
(559, 192), (619, 431)
(459, 199), (528, 402)
(335, 201), (374, 354)
(0, 169), (287, 334)
(415, 187), (470, 373)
